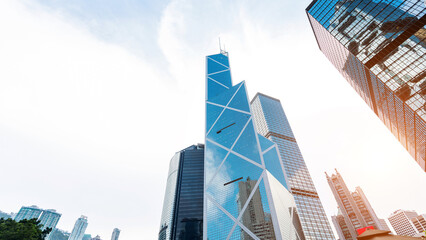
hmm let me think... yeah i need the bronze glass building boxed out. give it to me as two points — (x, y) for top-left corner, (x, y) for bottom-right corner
(306, 0), (426, 172)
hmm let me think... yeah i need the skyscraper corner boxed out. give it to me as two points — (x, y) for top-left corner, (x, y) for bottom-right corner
(306, 0), (426, 172)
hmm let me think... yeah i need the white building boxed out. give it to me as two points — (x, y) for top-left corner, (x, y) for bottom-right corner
(388, 210), (419, 236)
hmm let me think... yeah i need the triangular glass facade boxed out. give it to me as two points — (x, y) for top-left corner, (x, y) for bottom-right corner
(204, 52), (305, 239)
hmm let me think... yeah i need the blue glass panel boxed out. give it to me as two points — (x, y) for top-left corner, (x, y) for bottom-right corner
(238, 179), (275, 239)
(206, 108), (250, 149)
(228, 225), (246, 240)
(207, 78), (228, 100)
(205, 140), (229, 185)
(206, 198), (236, 239)
(209, 70), (232, 89)
(232, 120), (262, 165)
(206, 152), (263, 218)
(206, 103), (224, 132)
(263, 147), (288, 189)
(207, 58), (228, 74)
(208, 53), (229, 67)
(209, 82), (243, 106)
(228, 83), (251, 112)
(258, 134), (274, 152)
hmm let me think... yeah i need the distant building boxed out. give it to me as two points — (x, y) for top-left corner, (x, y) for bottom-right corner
(388, 210), (419, 237)
(327, 170), (385, 239)
(50, 229), (70, 240)
(69, 215), (89, 240)
(412, 214), (426, 234)
(39, 209), (61, 240)
(379, 219), (391, 232)
(91, 235), (102, 240)
(14, 205), (43, 221)
(333, 209), (353, 240)
(82, 234), (92, 240)
(0, 210), (12, 219)
(111, 228), (120, 240)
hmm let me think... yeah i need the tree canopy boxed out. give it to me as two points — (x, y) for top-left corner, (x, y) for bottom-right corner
(0, 218), (51, 240)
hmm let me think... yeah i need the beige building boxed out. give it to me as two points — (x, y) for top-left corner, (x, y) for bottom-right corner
(388, 210), (419, 237)
(412, 215), (426, 234)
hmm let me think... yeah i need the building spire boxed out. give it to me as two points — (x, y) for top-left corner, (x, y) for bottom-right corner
(218, 37), (228, 55)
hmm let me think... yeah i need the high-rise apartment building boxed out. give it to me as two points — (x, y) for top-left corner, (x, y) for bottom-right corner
(412, 214), (426, 233)
(159, 144), (204, 240)
(39, 209), (61, 230)
(388, 210), (420, 236)
(306, 0), (426, 172)
(39, 209), (61, 240)
(326, 170), (384, 239)
(111, 228), (120, 240)
(69, 215), (89, 240)
(251, 93), (335, 239)
(204, 51), (305, 239)
(14, 205), (43, 221)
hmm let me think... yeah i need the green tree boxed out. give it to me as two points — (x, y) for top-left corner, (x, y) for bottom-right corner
(0, 218), (51, 240)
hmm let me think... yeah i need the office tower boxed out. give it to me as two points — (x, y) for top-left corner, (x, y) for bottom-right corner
(14, 205), (43, 221)
(412, 214), (426, 233)
(306, 0), (426, 172)
(326, 170), (384, 239)
(111, 228), (120, 240)
(379, 219), (391, 232)
(69, 215), (89, 240)
(159, 144), (204, 240)
(204, 51), (305, 239)
(388, 210), (420, 236)
(251, 93), (335, 239)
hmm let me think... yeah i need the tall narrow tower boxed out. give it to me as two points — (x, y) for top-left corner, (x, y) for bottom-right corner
(251, 93), (335, 239)
(204, 52), (304, 239)
(69, 215), (89, 240)
(159, 144), (204, 240)
(306, 0), (426, 172)
(326, 170), (383, 239)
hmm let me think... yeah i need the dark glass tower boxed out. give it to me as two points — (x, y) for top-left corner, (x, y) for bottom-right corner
(251, 93), (336, 240)
(159, 144), (204, 240)
(306, 0), (426, 172)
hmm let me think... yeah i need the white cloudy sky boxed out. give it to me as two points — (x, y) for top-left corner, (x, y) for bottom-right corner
(0, 0), (425, 239)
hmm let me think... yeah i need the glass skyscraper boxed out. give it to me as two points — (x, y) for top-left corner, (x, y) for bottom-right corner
(159, 144), (204, 240)
(251, 93), (335, 240)
(69, 215), (89, 240)
(306, 0), (426, 172)
(204, 51), (304, 239)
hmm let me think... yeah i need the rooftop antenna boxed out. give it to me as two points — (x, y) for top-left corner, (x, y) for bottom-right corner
(218, 37), (228, 56)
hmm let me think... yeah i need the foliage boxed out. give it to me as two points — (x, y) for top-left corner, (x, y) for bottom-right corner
(0, 218), (51, 240)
